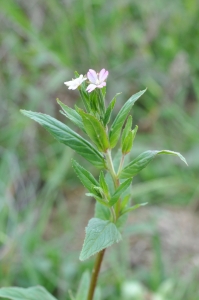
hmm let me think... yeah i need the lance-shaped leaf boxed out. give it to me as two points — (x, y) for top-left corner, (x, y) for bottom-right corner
(0, 286), (57, 300)
(109, 89), (146, 148)
(109, 179), (132, 206)
(93, 288), (101, 300)
(74, 71), (91, 113)
(122, 130), (133, 154)
(121, 202), (148, 215)
(76, 271), (90, 300)
(94, 201), (111, 221)
(99, 171), (109, 196)
(57, 98), (85, 132)
(122, 125), (138, 154)
(72, 159), (99, 193)
(79, 218), (122, 261)
(86, 193), (110, 207)
(21, 110), (105, 168)
(78, 109), (110, 152)
(121, 115), (132, 145)
(119, 150), (188, 179)
(89, 89), (100, 115)
(103, 93), (120, 126)
(121, 194), (131, 210)
(93, 186), (105, 198)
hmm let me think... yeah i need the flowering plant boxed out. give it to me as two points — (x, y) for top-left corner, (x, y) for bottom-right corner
(0, 69), (187, 300)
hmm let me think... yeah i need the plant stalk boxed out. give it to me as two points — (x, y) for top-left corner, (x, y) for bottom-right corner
(105, 150), (122, 219)
(105, 150), (117, 187)
(87, 249), (106, 300)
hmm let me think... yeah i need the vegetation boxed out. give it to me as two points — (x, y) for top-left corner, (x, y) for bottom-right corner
(0, 0), (199, 299)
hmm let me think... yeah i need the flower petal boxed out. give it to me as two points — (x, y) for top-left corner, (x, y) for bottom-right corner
(68, 85), (77, 90)
(64, 80), (73, 86)
(81, 76), (87, 83)
(87, 69), (98, 84)
(64, 75), (87, 90)
(99, 69), (109, 82)
(86, 83), (97, 93)
(97, 82), (106, 88)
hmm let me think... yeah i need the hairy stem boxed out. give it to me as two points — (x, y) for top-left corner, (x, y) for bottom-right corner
(87, 249), (106, 300)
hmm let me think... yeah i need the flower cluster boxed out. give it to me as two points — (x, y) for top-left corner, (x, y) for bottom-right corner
(64, 68), (109, 93)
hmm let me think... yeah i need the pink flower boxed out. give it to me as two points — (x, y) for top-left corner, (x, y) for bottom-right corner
(64, 74), (87, 90)
(86, 68), (109, 93)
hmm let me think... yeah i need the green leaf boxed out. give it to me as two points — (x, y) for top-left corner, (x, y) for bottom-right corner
(94, 288), (101, 300)
(95, 202), (111, 220)
(78, 110), (109, 152)
(122, 125), (138, 154)
(101, 86), (106, 98)
(86, 193), (109, 207)
(92, 186), (104, 198)
(109, 179), (132, 206)
(122, 130), (133, 154)
(0, 286), (57, 300)
(97, 89), (106, 116)
(121, 202), (148, 215)
(68, 290), (75, 300)
(103, 93), (120, 126)
(105, 150), (124, 195)
(57, 98), (85, 132)
(121, 115), (132, 145)
(79, 79), (91, 112)
(94, 150), (123, 221)
(109, 89), (146, 148)
(132, 125), (138, 140)
(119, 150), (188, 179)
(79, 218), (122, 261)
(76, 271), (90, 300)
(116, 213), (128, 230)
(20, 110), (105, 168)
(121, 194), (131, 210)
(74, 71), (90, 112)
(99, 171), (109, 196)
(72, 159), (99, 193)
(89, 89), (99, 115)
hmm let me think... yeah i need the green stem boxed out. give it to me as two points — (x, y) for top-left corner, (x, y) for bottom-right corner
(105, 150), (121, 219)
(87, 249), (106, 300)
(115, 178), (121, 218)
(105, 150), (117, 187)
(117, 154), (125, 176)
(110, 206), (117, 223)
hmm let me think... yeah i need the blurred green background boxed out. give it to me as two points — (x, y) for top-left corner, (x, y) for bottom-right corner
(0, 0), (199, 299)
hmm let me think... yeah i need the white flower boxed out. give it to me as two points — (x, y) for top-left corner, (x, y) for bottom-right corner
(86, 68), (109, 93)
(64, 74), (87, 90)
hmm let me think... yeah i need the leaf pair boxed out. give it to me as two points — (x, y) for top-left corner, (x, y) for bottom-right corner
(72, 159), (109, 207)
(73, 159), (132, 208)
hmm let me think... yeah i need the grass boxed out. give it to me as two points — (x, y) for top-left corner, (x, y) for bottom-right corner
(0, 0), (199, 299)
